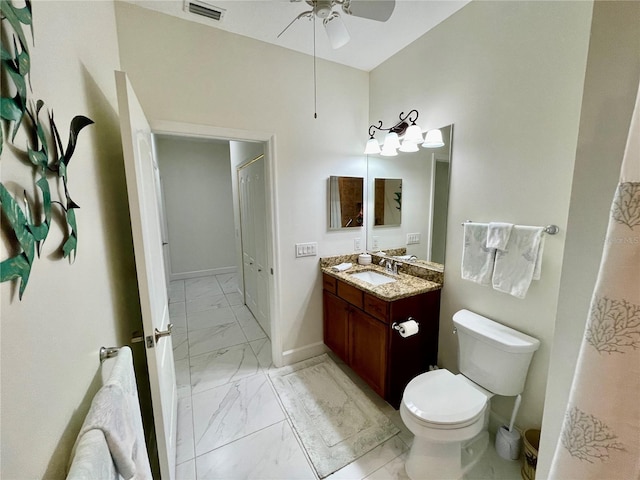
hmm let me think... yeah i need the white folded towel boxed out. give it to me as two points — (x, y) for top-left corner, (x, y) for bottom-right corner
(332, 262), (353, 272)
(461, 223), (496, 285)
(486, 222), (513, 250)
(395, 255), (417, 261)
(492, 226), (545, 298)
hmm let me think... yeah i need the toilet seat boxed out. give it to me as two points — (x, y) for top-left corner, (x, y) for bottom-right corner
(402, 369), (488, 430)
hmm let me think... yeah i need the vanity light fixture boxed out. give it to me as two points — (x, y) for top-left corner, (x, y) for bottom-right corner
(422, 129), (445, 148)
(364, 109), (444, 155)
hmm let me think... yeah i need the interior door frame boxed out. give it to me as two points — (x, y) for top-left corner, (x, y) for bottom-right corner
(150, 120), (282, 367)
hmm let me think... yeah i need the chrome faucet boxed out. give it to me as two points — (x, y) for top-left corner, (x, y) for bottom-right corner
(379, 257), (393, 274)
(379, 258), (401, 275)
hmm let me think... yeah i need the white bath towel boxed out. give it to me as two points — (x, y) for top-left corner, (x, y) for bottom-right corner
(461, 223), (496, 285)
(492, 226), (544, 298)
(332, 262), (353, 272)
(78, 384), (137, 479)
(101, 347), (151, 480)
(486, 222), (513, 250)
(67, 429), (119, 480)
(68, 347), (151, 480)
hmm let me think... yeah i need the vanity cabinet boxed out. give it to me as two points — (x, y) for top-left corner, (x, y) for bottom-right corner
(322, 273), (440, 408)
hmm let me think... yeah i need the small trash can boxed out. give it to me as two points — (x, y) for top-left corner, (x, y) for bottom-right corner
(521, 429), (540, 480)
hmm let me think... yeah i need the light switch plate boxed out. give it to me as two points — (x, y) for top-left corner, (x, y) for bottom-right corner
(372, 236), (380, 249)
(407, 233), (421, 245)
(354, 238), (361, 251)
(295, 242), (317, 258)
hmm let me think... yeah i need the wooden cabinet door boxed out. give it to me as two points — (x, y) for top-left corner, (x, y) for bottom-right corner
(323, 291), (350, 363)
(349, 308), (388, 397)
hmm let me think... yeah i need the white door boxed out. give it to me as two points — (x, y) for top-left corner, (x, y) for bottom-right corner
(239, 166), (258, 315)
(238, 156), (270, 336)
(116, 71), (177, 480)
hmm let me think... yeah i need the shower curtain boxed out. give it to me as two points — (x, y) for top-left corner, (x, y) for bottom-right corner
(548, 82), (640, 478)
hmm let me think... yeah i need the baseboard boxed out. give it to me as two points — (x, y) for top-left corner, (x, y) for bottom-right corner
(170, 266), (237, 282)
(281, 342), (328, 366)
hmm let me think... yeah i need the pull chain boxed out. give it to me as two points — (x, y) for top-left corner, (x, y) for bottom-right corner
(313, 14), (317, 119)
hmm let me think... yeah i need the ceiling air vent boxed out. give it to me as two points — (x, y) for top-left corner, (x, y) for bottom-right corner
(184, 0), (226, 22)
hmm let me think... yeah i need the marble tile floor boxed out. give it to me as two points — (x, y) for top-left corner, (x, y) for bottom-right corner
(169, 274), (522, 480)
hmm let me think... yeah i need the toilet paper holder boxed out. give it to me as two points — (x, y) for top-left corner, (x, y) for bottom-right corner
(392, 318), (419, 331)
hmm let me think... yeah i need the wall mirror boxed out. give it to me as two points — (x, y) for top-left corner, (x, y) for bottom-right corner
(366, 124), (453, 265)
(374, 178), (402, 226)
(328, 176), (364, 229)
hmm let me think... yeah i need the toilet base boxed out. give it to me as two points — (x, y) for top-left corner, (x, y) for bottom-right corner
(405, 431), (489, 480)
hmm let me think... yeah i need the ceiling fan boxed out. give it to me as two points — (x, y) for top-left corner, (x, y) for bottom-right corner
(278, 0), (395, 49)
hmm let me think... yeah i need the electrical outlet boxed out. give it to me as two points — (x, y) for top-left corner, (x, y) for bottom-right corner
(354, 238), (361, 251)
(407, 233), (421, 245)
(372, 236), (380, 249)
(295, 242), (317, 258)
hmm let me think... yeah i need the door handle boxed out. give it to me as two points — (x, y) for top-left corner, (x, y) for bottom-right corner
(154, 323), (173, 343)
(162, 242), (169, 246)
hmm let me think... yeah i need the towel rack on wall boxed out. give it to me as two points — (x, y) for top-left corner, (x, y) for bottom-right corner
(99, 346), (121, 362)
(461, 221), (559, 235)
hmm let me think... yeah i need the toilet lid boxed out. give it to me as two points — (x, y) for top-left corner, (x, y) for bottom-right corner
(403, 370), (487, 426)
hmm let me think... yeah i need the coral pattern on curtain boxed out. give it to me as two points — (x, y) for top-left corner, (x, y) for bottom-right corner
(548, 82), (640, 479)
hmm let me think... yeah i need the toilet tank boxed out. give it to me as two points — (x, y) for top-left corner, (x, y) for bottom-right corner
(453, 309), (540, 396)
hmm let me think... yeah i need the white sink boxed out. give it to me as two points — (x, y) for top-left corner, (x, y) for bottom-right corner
(350, 270), (397, 286)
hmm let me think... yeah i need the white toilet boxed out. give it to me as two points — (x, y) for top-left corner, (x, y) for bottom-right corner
(400, 309), (540, 480)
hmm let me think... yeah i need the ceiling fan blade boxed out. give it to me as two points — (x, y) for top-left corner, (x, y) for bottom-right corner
(277, 9), (313, 38)
(343, 0), (395, 22)
(324, 13), (350, 49)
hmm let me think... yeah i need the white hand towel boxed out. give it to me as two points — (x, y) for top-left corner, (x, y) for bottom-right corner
(78, 384), (137, 479)
(492, 226), (544, 298)
(332, 262), (353, 272)
(461, 223), (496, 285)
(486, 222), (513, 250)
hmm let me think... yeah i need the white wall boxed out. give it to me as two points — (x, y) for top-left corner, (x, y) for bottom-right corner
(155, 136), (236, 278)
(114, 2), (369, 358)
(537, 2), (640, 477)
(0, 2), (138, 478)
(370, 1), (593, 430)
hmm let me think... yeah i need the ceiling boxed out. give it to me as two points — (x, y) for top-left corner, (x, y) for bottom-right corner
(124, 0), (471, 72)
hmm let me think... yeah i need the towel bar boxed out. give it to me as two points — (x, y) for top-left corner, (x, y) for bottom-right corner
(99, 346), (120, 363)
(461, 221), (559, 235)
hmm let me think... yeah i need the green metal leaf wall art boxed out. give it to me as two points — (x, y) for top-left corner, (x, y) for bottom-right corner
(0, 0), (94, 299)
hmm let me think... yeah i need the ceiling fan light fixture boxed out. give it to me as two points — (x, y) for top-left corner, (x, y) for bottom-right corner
(313, 0), (333, 18)
(324, 13), (350, 49)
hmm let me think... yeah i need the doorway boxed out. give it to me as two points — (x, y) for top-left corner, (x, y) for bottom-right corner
(150, 120), (280, 367)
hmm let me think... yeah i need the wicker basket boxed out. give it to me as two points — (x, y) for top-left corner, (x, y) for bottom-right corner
(521, 429), (541, 480)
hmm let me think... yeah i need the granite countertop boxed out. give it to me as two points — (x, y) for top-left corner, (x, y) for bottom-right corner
(321, 263), (442, 301)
